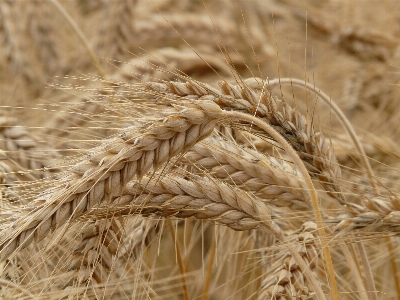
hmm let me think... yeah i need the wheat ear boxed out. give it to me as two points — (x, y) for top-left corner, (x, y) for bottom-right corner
(66, 219), (125, 287)
(142, 79), (344, 204)
(102, 173), (270, 231)
(247, 77), (379, 196)
(0, 117), (58, 179)
(184, 137), (309, 210)
(64, 217), (160, 295)
(334, 196), (400, 232)
(0, 100), (223, 261)
(0, 157), (20, 203)
(258, 222), (320, 299)
(88, 171), (325, 300)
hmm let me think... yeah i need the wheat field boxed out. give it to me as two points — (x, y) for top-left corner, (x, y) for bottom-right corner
(0, 0), (399, 299)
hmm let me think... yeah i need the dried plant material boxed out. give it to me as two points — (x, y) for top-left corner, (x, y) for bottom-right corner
(294, 5), (398, 62)
(293, 8), (336, 35)
(0, 156), (20, 203)
(0, 0), (65, 88)
(0, 1), (399, 299)
(66, 219), (125, 286)
(144, 79), (344, 203)
(0, 100), (223, 260)
(335, 196), (400, 233)
(185, 137), (309, 210)
(27, 0), (62, 74)
(0, 117), (58, 179)
(109, 173), (271, 231)
(333, 132), (399, 165)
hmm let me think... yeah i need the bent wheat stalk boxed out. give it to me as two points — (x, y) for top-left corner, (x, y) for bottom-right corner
(246, 76), (379, 195)
(254, 76), (381, 300)
(224, 110), (338, 300)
